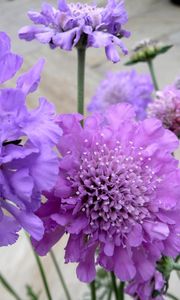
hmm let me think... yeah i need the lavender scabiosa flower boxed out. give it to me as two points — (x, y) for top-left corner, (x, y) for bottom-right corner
(19, 0), (130, 63)
(32, 104), (180, 284)
(0, 33), (62, 247)
(88, 70), (154, 120)
(147, 84), (180, 138)
(0, 32), (23, 83)
(126, 270), (165, 300)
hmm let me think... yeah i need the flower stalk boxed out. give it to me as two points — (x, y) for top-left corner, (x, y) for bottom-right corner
(90, 280), (96, 300)
(147, 59), (159, 90)
(172, 263), (180, 271)
(0, 274), (22, 300)
(111, 272), (119, 300)
(77, 47), (86, 116)
(167, 292), (179, 300)
(33, 252), (53, 300)
(119, 282), (125, 300)
(50, 250), (72, 300)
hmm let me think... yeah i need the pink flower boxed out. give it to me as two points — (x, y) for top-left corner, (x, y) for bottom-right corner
(32, 104), (180, 283)
(147, 84), (180, 138)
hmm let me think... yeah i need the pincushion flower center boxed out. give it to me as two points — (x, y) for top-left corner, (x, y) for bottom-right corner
(69, 3), (103, 27)
(70, 140), (161, 239)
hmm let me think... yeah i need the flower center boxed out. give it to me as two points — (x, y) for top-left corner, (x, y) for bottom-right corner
(68, 140), (161, 241)
(69, 3), (103, 27)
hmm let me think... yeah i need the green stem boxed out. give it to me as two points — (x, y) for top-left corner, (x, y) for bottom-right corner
(175, 255), (180, 262)
(172, 263), (180, 271)
(50, 250), (72, 300)
(0, 274), (22, 300)
(107, 288), (112, 300)
(147, 59), (159, 91)
(119, 282), (125, 300)
(90, 281), (96, 300)
(110, 272), (119, 300)
(77, 47), (86, 116)
(167, 292), (179, 300)
(32, 251), (52, 300)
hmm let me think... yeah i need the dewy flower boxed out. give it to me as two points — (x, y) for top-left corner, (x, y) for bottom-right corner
(126, 270), (165, 300)
(126, 38), (172, 65)
(147, 83), (180, 138)
(0, 32), (23, 83)
(0, 32), (62, 247)
(32, 104), (180, 284)
(87, 70), (154, 120)
(19, 0), (130, 62)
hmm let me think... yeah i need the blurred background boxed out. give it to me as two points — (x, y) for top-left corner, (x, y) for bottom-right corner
(0, 0), (180, 299)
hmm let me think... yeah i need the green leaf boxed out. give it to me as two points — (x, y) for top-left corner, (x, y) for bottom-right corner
(26, 285), (41, 300)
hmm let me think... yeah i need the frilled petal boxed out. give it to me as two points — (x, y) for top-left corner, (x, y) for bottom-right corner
(114, 248), (136, 281)
(0, 215), (21, 246)
(156, 171), (180, 210)
(52, 212), (72, 226)
(35, 31), (55, 44)
(143, 221), (169, 241)
(29, 147), (59, 192)
(2, 143), (38, 164)
(105, 103), (136, 130)
(104, 241), (114, 256)
(0, 32), (22, 83)
(19, 26), (51, 41)
(16, 58), (45, 95)
(52, 28), (81, 50)
(76, 246), (96, 283)
(67, 215), (88, 234)
(0, 32), (10, 57)
(54, 176), (73, 198)
(32, 224), (64, 255)
(105, 44), (120, 63)
(23, 97), (62, 146)
(133, 249), (155, 281)
(2, 202), (44, 241)
(0, 53), (23, 84)
(28, 3), (56, 25)
(128, 224), (143, 247)
(163, 226), (180, 257)
(7, 168), (33, 201)
(65, 235), (82, 262)
(58, 0), (70, 12)
(0, 88), (27, 142)
(88, 31), (128, 62)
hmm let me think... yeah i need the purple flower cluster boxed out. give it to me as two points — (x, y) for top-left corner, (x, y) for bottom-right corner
(32, 104), (180, 286)
(0, 32), (61, 246)
(19, 0), (130, 62)
(147, 83), (180, 138)
(88, 70), (154, 120)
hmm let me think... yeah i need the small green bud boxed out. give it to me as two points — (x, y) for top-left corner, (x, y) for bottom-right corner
(125, 38), (173, 65)
(157, 256), (174, 280)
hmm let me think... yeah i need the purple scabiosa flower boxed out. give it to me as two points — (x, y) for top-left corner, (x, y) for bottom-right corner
(32, 104), (180, 284)
(19, 0), (130, 63)
(88, 70), (154, 120)
(126, 270), (165, 300)
(147, 84), (180, 137)
(0, 34), (62, 246)
(0, 32), (23, 83)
